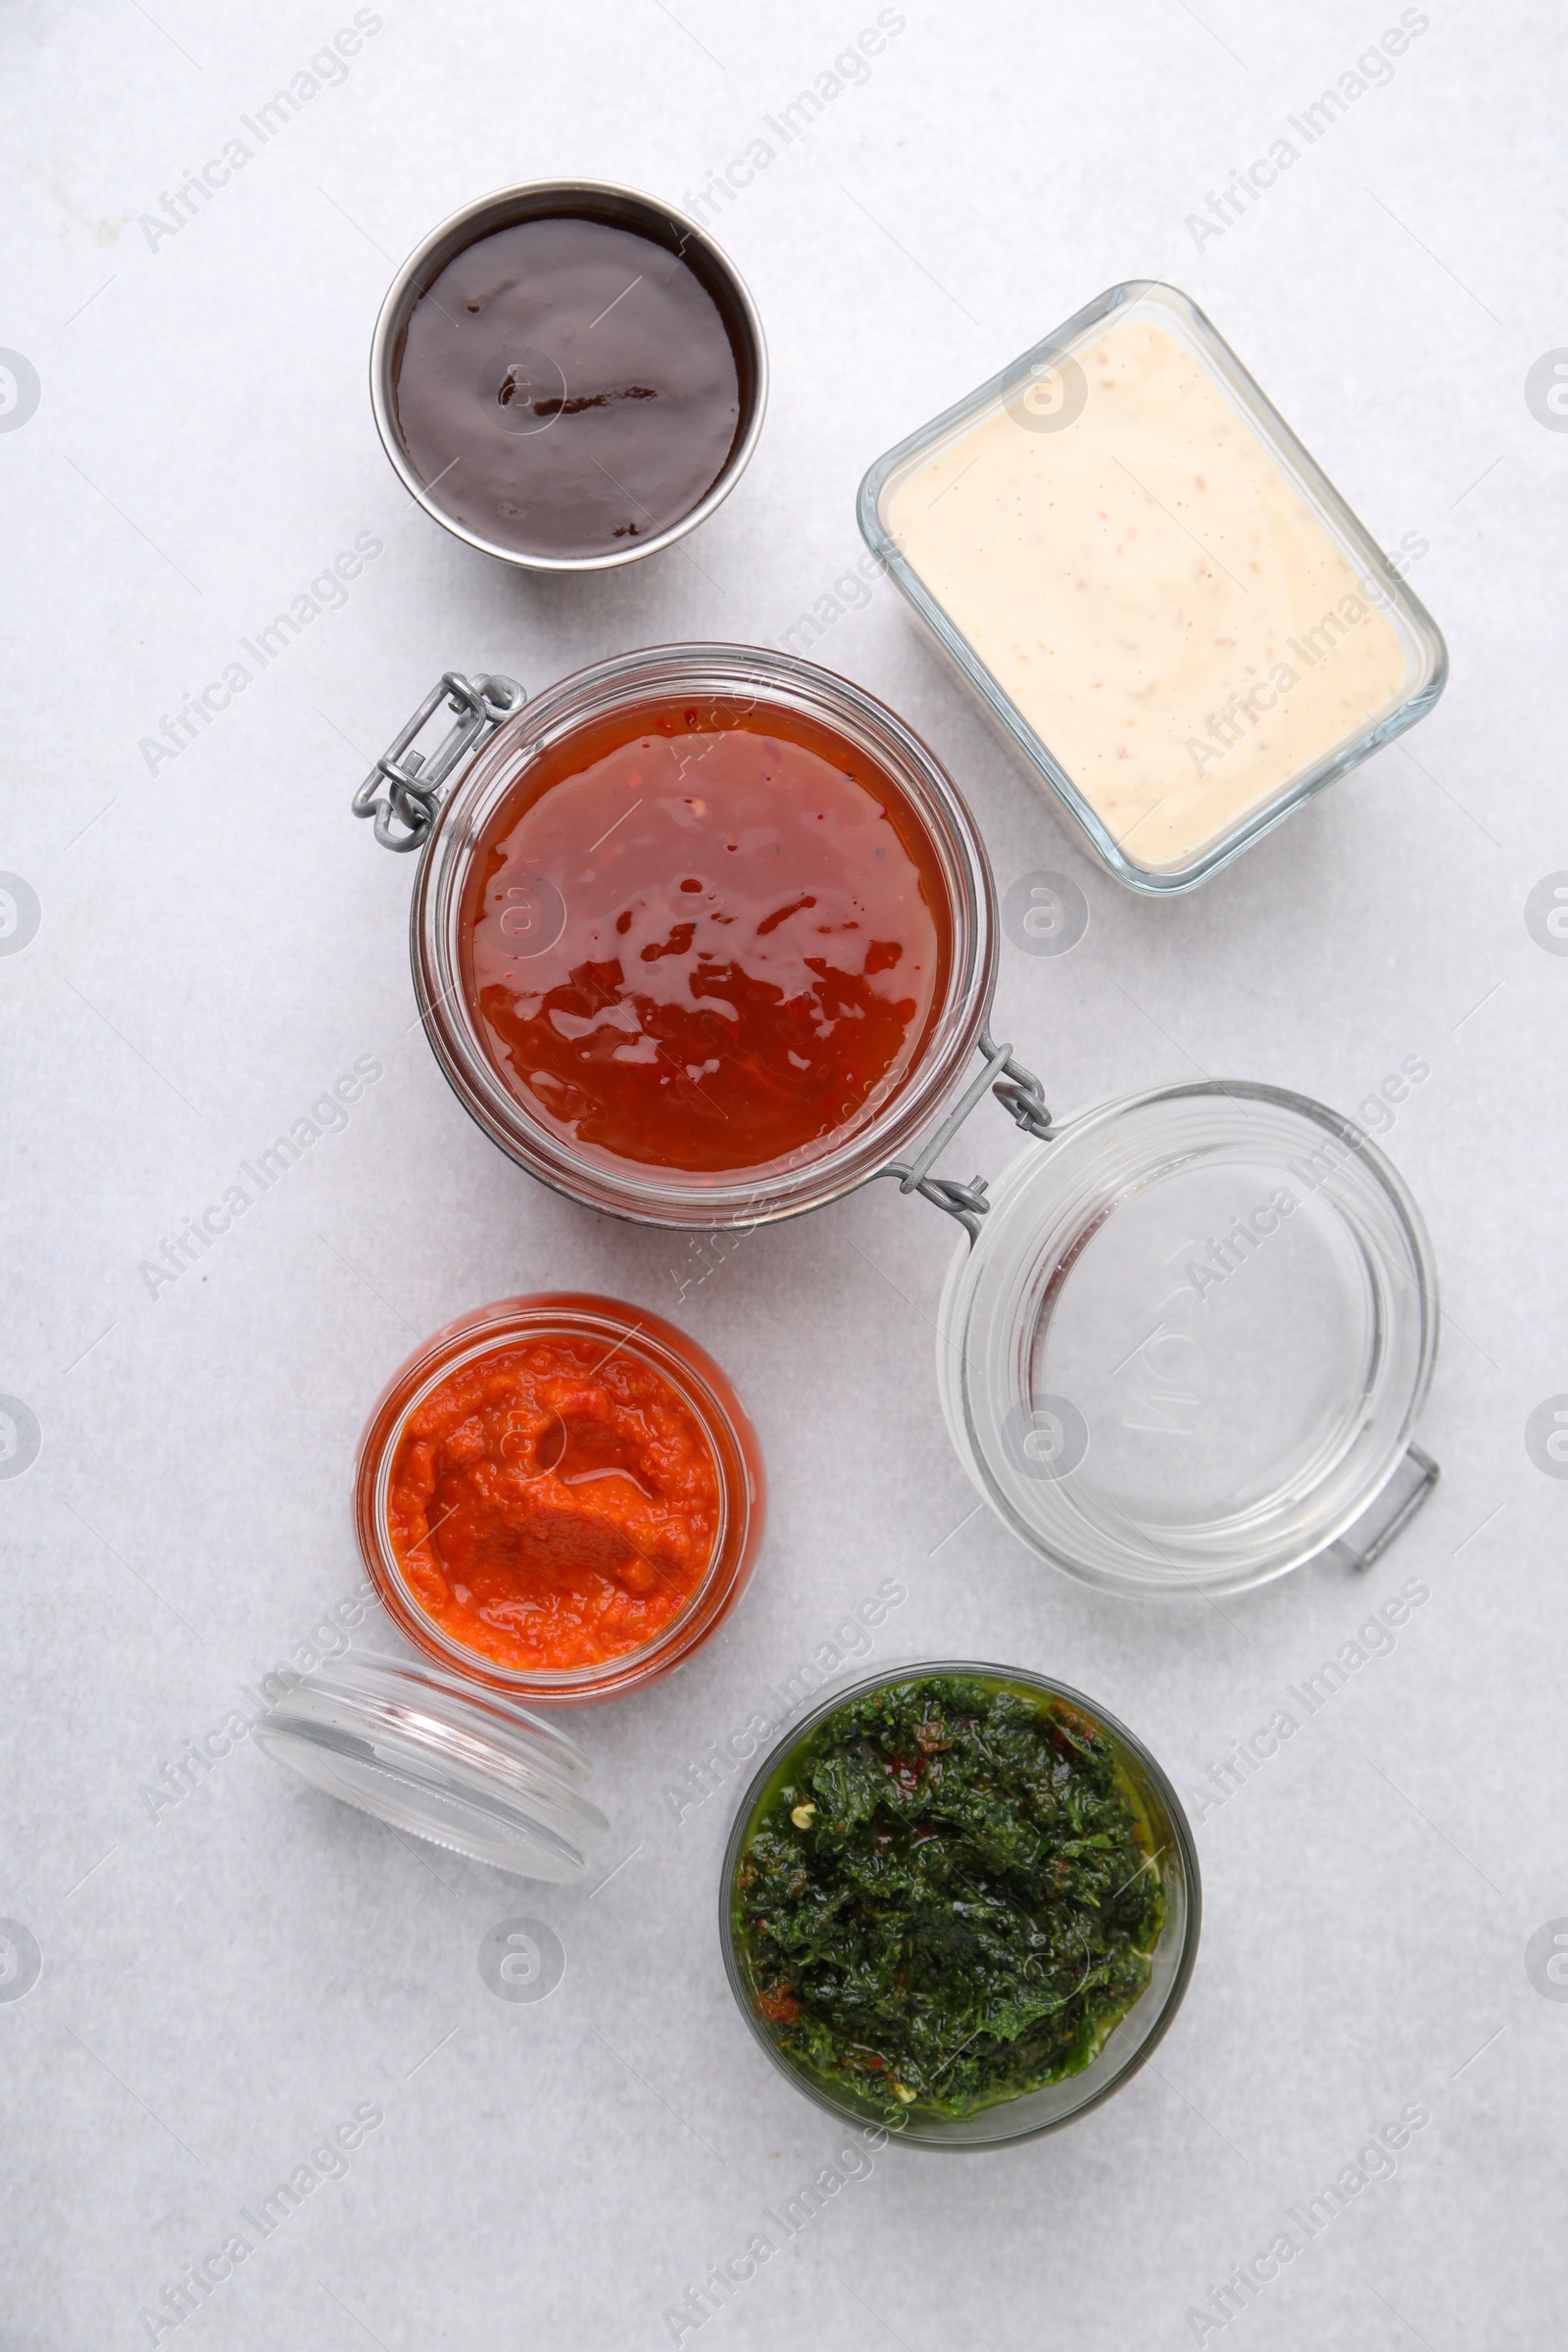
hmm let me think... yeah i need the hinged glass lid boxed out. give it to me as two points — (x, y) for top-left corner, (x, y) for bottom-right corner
(936, 1083), (1440, 1597)
(254, 1654), (609, 1880)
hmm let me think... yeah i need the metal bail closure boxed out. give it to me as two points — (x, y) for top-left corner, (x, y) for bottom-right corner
(353, 670), (526, 852)
(1323, 1444), (1440, 1572)
(880, 1027), (1054, 1240)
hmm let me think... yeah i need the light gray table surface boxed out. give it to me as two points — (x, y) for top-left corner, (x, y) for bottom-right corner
(4, 2), (1565, 2344)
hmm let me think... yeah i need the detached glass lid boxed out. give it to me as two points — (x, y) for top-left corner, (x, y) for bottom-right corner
(936, 1083), (1440, 1597)
(254, 1654), (609, 1880)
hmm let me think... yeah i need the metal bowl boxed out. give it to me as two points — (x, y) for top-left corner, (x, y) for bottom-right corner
(369, 178), (768, 572)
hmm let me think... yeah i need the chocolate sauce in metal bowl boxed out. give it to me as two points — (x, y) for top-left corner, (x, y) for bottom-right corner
(371, 182), (767, 573)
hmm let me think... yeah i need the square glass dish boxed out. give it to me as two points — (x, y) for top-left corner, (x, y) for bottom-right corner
(857, 280), (1447, 893)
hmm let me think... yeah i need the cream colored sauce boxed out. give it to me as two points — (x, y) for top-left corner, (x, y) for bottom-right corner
(886, 318), (1411, 873)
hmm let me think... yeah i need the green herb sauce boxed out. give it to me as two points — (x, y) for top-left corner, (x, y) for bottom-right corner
(732, 1675), (1164, 2123)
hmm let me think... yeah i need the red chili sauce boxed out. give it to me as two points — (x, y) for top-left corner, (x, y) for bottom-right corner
(386, 1336), (719, 1672)
(459, 696), (952, 1174)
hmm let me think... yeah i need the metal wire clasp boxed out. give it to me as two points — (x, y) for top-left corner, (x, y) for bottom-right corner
(880, 1028), (1054, 1240)
(352, 671), (526, 852)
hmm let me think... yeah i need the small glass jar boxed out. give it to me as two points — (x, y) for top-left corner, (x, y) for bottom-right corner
(858, 278), (1447, 893)
(720, 1661), (1200, 2148)
(354, 1294), (766, 1703)
(936, 1083), (1439, 1596)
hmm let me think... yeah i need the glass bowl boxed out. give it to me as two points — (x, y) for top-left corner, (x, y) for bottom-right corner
(720, 1661), (1200, 2149)
(355, 1294), (765, 1703)
(858, 278), (1447, 892)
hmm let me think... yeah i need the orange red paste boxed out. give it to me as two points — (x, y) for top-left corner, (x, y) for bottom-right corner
(386, 1335), (719, 1672)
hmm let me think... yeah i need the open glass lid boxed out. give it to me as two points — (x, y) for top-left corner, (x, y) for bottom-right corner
(936, 1082), (1440, 1598)
(253, 1654), (609, 1880)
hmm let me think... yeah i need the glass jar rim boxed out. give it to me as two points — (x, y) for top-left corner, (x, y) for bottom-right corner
(355, 1294), (765, 1700)
(410, 643), (998, 1229)
(937, 1081), (1440, 1597)
(718, 1657), (1201, 2148)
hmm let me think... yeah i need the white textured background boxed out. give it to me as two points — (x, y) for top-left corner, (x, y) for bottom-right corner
(3, 3), (1565, 2345)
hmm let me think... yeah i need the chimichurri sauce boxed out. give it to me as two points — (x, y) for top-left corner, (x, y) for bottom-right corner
(732, 1676), (1164, 2124)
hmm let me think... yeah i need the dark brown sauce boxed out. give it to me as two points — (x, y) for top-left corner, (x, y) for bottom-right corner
(393, 215), (745, 561)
